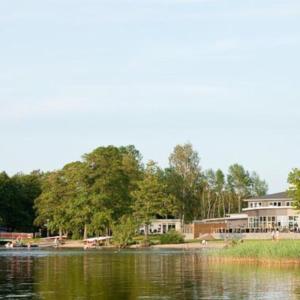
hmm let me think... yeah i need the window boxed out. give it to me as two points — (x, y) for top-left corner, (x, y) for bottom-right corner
(286, 202), (290, 206)
(278, 202), (281, 207)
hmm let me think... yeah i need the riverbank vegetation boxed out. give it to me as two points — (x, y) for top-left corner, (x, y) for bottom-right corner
(0, 171), (41, 231)
(0, 143), (268, 238)
(214, 240), (300, 260)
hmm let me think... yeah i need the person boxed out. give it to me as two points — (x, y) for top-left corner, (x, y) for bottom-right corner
(201, 240), (207, 247)
(275, 229), (280, 241)
(271, 230), (275, 241)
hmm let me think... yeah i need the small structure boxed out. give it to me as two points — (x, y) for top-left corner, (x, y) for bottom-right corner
(183, 214), (248, 239)
(0, 232), (33, 240)
(139, 219), (181, 235)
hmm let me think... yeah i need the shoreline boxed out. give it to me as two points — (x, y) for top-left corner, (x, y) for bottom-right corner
(150, 242), (225, 249)
(3, 240), (300, 265)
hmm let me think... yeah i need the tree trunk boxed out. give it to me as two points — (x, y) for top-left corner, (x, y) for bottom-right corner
(59, 227), (62, 239)
(83, 224), (88, 240)
(144, 224), (148, 239)
(207, 191), (211, 219)
(222, 194), (226, 217)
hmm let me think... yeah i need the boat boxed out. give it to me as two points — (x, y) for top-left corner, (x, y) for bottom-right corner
(83, 236), (112, 249)
(4, 242), (39, 249)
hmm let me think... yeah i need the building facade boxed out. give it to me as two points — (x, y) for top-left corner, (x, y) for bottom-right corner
(243, 192), (299, 231)
(139, 219), (181, 235)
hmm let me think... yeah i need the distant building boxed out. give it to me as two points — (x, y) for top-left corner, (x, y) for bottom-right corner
(243, 192), (299, 230)
(183, 214), (248, 239)
(139, 219), (181, 235)
(142, 192), (298, 239)
(183, 192), (299, 238)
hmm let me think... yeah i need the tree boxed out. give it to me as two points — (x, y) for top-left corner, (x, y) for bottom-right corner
(215, 169), (226, 217)
(227, 164), (251, 213)
(34, 170), (70, 236)
(250, 172), (268, 197)
(34, 145), (143, 239)
(288, 168), (300, 208)
(0, 171), (42, 232)
(90, 209), (112, 237)
(83, 145), (142, 223)
(132, 161), (172, 239)
(168, 143), (202, 224)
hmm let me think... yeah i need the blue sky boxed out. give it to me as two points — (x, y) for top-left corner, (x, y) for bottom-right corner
(1, 0), (300, 192)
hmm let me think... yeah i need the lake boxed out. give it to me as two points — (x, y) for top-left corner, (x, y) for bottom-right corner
(0, 248), (300, 299)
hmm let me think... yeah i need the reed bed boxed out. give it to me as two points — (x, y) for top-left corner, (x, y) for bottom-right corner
(212, 240), (300, 260)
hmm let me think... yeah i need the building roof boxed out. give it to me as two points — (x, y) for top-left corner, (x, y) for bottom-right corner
(244, 192), (290, 201)
(195, 214), (248, 224)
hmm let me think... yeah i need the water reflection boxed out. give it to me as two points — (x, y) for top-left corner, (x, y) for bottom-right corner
(0, 249), (300, 299)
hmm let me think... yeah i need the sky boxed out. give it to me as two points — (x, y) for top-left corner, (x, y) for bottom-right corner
(1, 0), (300, 193)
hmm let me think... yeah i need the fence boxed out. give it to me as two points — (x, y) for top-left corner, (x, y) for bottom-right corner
(0, 232), (33, 239)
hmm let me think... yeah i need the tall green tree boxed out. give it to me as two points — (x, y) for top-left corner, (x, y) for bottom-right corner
(168, 143), (202, 224)
(227, 164), (251, 213)
(0, 171), (42, 231)
(82, 145), (142, 222)
(215, 169), (226, 217)
(34, 170), (70, 236)
(288, 168), (300, 208)
(132, 161), (172, 239)
(250, 172), (268, 197)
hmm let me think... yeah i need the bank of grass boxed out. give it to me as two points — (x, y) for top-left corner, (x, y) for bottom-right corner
(213, 240), (300, 260)
(133, 231), (184, 246)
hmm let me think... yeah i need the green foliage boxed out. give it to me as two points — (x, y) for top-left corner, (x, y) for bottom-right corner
(227, 164), (268, 212)
(89, 210), (112, 236)
(34, 145), (142, 238)
(159, 230), (184, 244)
(112, 216), (138, 248)
(0, 143), (269, 237)
(168, 143), (202, 223)
(0, 171), (42, 231)
(250, 172), (268, 197)
(216, 240), (300, 259)
(132, 161), (174, 236)
(288, 168), (300, 209)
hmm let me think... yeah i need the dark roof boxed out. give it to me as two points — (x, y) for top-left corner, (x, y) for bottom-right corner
(246, 192), (290, 201)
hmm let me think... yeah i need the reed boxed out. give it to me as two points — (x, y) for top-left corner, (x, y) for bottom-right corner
(213, 240), (300, 259)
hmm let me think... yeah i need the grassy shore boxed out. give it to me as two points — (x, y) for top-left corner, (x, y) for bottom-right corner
(212, 240), (300, 260)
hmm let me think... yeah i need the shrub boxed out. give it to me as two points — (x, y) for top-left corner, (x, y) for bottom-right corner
(112, 216), (138, 248)
(159, 230), (184, 244)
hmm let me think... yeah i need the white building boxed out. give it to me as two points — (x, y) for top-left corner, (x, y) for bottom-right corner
(139, 219), (181, 235)
(243, 192), (299, 230)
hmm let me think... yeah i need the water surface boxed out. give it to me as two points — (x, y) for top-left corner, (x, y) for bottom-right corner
(0, 248), (300, 299)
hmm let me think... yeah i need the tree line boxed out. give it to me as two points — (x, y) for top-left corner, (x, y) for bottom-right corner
(0, 143), (268, 237)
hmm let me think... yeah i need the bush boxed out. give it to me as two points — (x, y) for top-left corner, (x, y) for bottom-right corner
(112, 216), (138, 248)
(159, 230), (184, 244)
